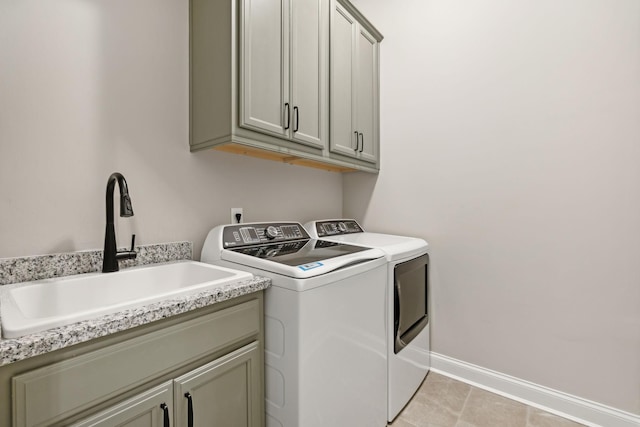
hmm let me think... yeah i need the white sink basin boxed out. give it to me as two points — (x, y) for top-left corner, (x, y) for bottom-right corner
(0, 261), (253, 339)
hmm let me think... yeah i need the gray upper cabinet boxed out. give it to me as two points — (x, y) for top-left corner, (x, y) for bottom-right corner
(239, 0), (288, 138)
(356, 26), (379, 163)
(191, 0), (382, 173)
(329, 0), (382, 165)
(240, 0), (327, 149)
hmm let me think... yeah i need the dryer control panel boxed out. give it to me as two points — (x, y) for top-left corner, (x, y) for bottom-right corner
(222, 222), (310, 248)
(314, 219), (364, 237)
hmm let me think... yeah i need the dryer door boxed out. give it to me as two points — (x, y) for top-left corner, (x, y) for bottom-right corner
(394, 254), (429, 354)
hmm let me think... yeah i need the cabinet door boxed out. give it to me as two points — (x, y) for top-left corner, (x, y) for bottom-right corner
(240, 0), (289, 137)
(71, 382), (173, 427)
(173, 342), (262, 427)
(290, 0), (326, 148)
(355, 25), (378, 163)
(329, 0), (358, 156)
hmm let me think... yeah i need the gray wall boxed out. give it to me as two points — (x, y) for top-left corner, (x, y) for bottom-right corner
(0, 0), (343, 260)
(346, 0), (640, 416)
(3, 0), (639, 418)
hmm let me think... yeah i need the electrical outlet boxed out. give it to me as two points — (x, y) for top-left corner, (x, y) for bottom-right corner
(231, 208), (243, 224)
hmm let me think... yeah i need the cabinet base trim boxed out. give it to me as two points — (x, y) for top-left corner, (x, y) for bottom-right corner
(214, 143), (358, 173)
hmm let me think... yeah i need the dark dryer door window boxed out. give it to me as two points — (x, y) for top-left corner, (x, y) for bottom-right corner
(394, 254), (429, 354)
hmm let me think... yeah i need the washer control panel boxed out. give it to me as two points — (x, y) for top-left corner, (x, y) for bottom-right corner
(222, 222), (310, 248)
(314, 219), (364, 237)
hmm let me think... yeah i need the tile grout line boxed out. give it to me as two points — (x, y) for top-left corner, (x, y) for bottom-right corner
(454, 379), (474, 427)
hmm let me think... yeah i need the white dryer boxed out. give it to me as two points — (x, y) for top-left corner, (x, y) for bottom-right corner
(305, 219), (430, 422)
(201, 222), (388, 427)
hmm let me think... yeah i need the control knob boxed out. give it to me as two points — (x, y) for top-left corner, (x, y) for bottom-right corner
(338, 222), (347, 232)
(265, 226), (279, 239)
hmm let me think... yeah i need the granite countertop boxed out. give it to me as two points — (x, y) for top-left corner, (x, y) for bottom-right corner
(0, 274), (270, 366)
(0, 241), (270, 367)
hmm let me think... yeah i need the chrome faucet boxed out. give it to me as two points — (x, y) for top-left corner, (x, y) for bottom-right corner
(102, 172), (137, 273)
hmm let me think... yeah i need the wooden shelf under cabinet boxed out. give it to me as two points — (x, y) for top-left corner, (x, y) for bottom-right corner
(214, 143), (358, 173)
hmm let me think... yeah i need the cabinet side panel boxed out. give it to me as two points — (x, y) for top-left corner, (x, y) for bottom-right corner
(190, 0), (233, 146)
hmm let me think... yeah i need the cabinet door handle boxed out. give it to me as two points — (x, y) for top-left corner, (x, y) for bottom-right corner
(284, 103), (290, 130)
(354, 130), (359, 152)
(184, 392), (194, 427)
(359, 133), (364, 152)
(160, 403), (170, 427)
(293, 106), (299, 132)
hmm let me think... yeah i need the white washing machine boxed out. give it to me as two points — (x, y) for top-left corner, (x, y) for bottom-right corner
(305, 219), (430, 422)
(201, 222), (388, 427)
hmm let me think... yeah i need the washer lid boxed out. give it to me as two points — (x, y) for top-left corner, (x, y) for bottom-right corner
(221, 240), (385, 279)
(304, 221), (428, 261)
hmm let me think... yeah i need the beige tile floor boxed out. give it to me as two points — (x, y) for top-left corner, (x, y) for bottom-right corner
(388, 372), (586, 427)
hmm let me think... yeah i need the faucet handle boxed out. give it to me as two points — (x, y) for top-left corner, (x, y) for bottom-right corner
(130, 234), (136, 252)
(116, 234), (137, 261)
(115, 233), (137, 261)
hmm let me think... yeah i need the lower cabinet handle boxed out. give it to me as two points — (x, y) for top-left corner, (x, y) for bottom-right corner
(359, 132), (364, 153)
(184, 392), (194, 427)
(293, 106), (299, 132)
(354, 130), (359, 152)
(160, 403), (170, 427)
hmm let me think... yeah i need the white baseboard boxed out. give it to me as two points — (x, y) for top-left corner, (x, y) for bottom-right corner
(430, 352), (640, 427)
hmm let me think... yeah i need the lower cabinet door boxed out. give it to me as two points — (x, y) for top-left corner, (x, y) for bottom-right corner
(71, 382), (173, 427)
(173, 342), (262, 427)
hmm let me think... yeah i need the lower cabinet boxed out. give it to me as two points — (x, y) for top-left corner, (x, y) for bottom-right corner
(71, 382), (174, 427)
(7, 294), (265, 427)
(72, 342), (261, 427)
(173, 342), (261, 427)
